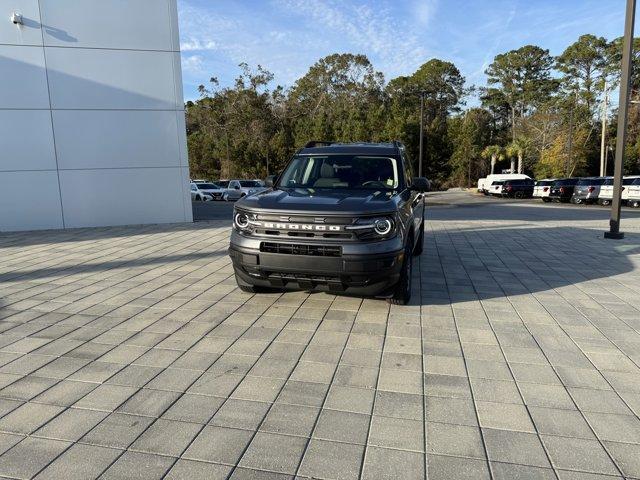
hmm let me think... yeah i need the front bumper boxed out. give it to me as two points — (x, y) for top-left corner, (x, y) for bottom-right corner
(229, 231), (404, 296)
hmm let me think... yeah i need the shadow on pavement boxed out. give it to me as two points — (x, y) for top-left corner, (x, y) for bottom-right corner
(414, 225), (640, 306)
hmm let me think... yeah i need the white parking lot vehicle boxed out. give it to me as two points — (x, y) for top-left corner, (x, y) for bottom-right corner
(189, 182), (213, 201)
(599, 176), (640, 206)
(222, 180), (268, 201)
(481, 174), (531, 195)
(194, 182), (225, 201)
(477, 178), (486, 192)
(533, 179), (556, 202)
(628, 178), (640, 207)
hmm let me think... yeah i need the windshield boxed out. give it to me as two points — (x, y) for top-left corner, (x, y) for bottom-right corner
(240, 181), (260, 187)
(196, 183), (219, 189)
(277, 155), (400, 190)
(217, 181), (229, 188)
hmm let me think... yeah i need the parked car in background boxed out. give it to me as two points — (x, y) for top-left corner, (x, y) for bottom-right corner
(480, 174), (531, 195)
(500, 179), (535, 198)
(627, 177), (640, 207)
(548, 178), (579, 203)
(477, 178), (486, 192)
(533, 179), (556, 202)
(571, 177), (608, 204)
(190, 182), (213, 201)
(489, 180), (505, 196)
(194, 181), (225, 201)
(599, 175), (640, 206)
(222, 180), (268, 201)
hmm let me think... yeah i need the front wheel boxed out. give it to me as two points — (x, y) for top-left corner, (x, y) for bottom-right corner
(514, 191), (524, 199)
(388, 237), (413, 305)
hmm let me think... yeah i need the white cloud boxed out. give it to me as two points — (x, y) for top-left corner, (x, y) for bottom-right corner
(276, 0), (430, 78)
(181, 54), (204, 74)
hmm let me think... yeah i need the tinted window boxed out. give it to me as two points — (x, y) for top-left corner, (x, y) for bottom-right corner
(217, 181), (229, 187)
(623, 177), (640, 185)
(196, 183), (219, 189)
(240, 181), (260, 187)
(633, 178), (640, 185)
(577, 178), (604, 186)
(536, 180), (553, 186)
(554, 179), (577, 186)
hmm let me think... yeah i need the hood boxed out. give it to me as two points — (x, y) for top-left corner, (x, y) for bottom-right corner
(235, 187), (399, 215)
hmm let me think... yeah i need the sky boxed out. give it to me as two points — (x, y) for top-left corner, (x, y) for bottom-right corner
(177, 0), (630, 103)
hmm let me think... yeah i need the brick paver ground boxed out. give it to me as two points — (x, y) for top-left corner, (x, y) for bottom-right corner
(1, 193), (640, 479)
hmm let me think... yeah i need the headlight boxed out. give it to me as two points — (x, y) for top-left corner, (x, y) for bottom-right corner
(248, 189), (256, 195)
(345, 216), (396, 239)
(234, 211), (250, 230)
(374, 218), (392, 235)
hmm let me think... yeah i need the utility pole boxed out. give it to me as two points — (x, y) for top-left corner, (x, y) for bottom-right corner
(600, 81), (608, 177)
(605, 0), (636, 240)
(418, 91), (425, 178)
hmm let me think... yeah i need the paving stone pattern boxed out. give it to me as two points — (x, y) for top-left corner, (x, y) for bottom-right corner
(0, 198), (640, 479)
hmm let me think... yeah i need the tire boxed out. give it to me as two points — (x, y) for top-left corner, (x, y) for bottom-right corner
(600, 200), (611, 206)
(542, 198), (551, 203)
(195, 195), (201, 202)
(573, 198), (583, 205)
(631, 200), (640, 208)
(413, 222), (424, 256)
(514, 191), (524, 199)
(388, 236), (413, 305)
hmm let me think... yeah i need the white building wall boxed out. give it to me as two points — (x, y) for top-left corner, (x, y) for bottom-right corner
(0, 0), (192, 231)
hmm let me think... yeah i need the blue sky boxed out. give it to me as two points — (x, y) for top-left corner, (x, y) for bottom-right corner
(177, 0), (629, 102)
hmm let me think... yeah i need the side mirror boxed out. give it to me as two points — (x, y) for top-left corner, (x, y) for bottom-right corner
(411, 177), (430, 192)
(265, 175), (277, 188)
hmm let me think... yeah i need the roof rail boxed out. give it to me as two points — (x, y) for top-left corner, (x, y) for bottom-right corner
(304, 140), (335, 148)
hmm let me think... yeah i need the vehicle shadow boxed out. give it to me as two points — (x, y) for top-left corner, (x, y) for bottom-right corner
(427, 199), (640, 222)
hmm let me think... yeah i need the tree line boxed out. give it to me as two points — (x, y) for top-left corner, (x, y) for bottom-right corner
(186, 34), (640, 188)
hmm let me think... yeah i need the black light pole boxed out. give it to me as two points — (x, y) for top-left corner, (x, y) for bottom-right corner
(418, 91), (426, 178)
(605, 0), (636, 240)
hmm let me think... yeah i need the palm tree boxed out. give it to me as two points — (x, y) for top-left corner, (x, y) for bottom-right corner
(481, 145), (504, 175)
(506, 139), (528, 174)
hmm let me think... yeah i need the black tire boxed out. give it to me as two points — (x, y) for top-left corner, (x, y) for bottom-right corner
(514, 191), (524, 199)
(195, 195), (201, 201)
(631, 200), (640, 208)
(413, 222), (424, 256)
(542, 198), (551, 203)
(601, 200), (611, 206)
(573, 198), (582, 205)
(388, 236), (413, 305)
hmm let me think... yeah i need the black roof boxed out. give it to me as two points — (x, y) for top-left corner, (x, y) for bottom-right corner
(298, 141), (404, 156)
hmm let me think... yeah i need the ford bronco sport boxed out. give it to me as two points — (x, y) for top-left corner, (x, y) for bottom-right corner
(228, 141), (430, 304)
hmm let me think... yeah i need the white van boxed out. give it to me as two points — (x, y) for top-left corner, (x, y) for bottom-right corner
(480, 174), (531, 195)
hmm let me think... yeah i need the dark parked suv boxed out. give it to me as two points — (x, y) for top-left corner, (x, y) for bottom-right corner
(499, 179), (534, 198)
(548, 178), (579, 202)
(228, 141), (430, 304)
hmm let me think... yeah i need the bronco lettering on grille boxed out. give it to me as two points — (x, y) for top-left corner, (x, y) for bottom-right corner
(263, 223), (342, 231)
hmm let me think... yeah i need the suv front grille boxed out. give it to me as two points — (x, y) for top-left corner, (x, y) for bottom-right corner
(260, 242), (342, 257)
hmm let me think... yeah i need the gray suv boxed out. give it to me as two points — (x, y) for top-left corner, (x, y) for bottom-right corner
(228, 141), (430, 304)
